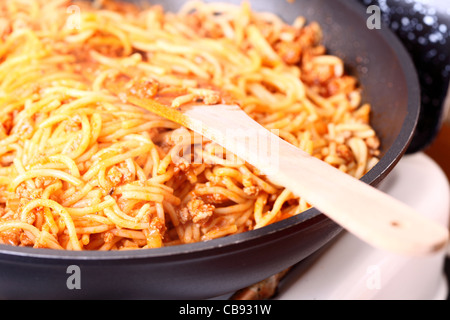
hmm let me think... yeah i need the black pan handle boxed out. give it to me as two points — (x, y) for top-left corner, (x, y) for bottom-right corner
(358, 0), (450, 153)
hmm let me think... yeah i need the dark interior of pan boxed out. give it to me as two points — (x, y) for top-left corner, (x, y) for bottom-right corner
(0, 0), (420, 299)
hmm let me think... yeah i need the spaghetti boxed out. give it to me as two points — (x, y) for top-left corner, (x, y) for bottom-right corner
(0, 0), (381, 250)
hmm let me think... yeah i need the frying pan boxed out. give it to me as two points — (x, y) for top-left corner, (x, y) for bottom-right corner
(0, 0), (425, 300)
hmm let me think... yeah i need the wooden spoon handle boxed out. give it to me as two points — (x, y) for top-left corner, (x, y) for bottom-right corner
(273, 137), (447, 255)
(183, 104), (449, 256)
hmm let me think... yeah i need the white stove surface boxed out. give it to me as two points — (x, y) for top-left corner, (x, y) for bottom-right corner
(276, 152), (450, 300)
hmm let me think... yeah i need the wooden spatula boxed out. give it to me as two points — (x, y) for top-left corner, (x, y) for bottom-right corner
(126, 95), (449, 256)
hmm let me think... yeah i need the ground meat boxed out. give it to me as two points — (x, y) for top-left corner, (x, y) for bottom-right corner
(19, 232), (34, 247)
(15, 182), (43, 200)
(188, 197), (215, 224)
(20, 209), (36, 225)
(108, 166), (123, 186)
(103, 231), (115, 243)
(0, 228), (21, 246)
(243, 185), (259, 197)
(197, 192), (229, 205)
(1, 111), (15, 135)
(64, 115), (82, 132)
(337, 144), (355, 163)
(149, 217), (165, 235)
(298, 22), (322, 48)
(107, 161), (134, 186)
(275, 40), (302, 65)
(202, 92), (221, 105)
(11, 116), (34, 139)
(179, 196), (215, 225)
(173, 159), (191, 174)
(184, 12), (224, 39)
(34, 176), (56, 189)
(127, 78), (159, 100)
(183, 13), (202, 34)
(326, 76), (357, 97)
(178, 207), (190, 224)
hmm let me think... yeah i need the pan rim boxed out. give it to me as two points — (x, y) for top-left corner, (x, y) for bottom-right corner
(0, 0), (421, 262)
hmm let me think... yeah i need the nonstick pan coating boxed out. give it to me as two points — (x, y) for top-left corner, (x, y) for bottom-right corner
(0, 0), (421, 299)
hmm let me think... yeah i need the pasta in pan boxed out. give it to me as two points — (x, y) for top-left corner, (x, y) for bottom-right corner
(0, 0), (381, 250)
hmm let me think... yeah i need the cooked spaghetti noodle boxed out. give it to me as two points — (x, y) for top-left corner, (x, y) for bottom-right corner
(0, 0), (381, 250)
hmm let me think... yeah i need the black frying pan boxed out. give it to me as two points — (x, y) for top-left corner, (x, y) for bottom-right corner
(0, 0), (426, 300)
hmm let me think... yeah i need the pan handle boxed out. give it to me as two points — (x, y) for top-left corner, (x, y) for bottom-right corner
(359, 0), (450, 153)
